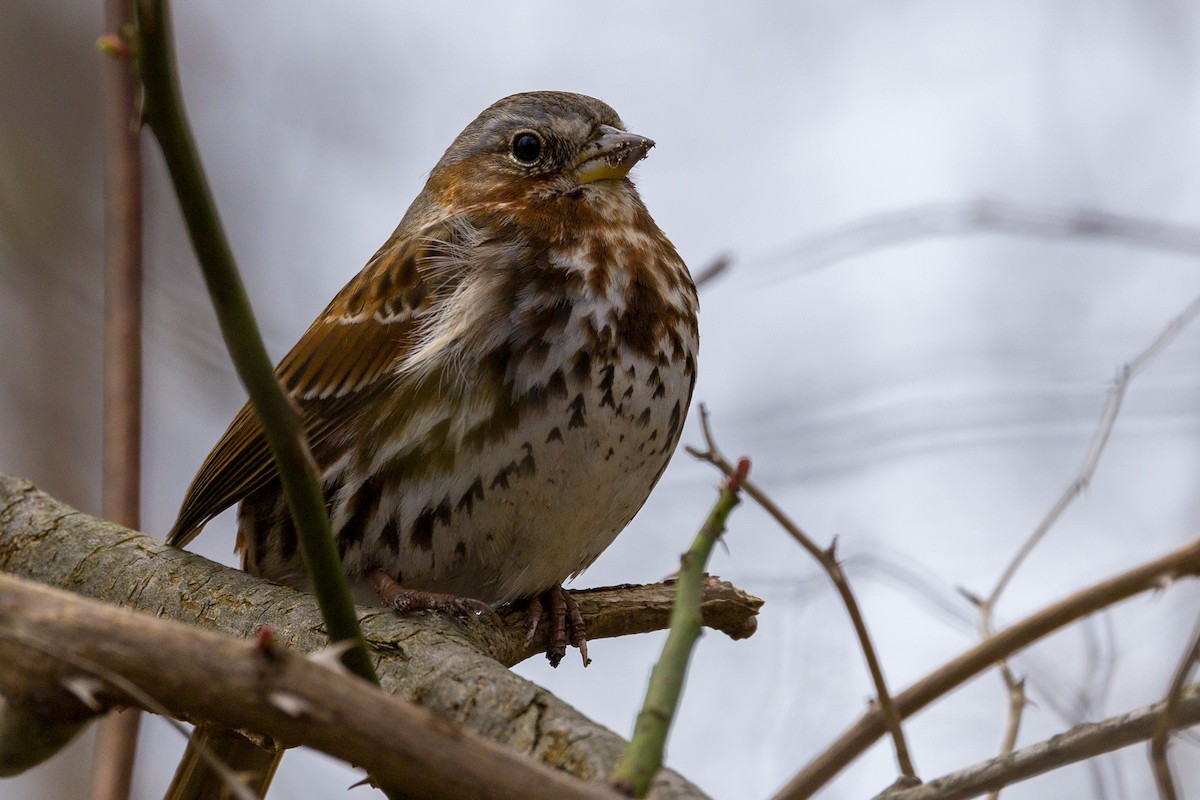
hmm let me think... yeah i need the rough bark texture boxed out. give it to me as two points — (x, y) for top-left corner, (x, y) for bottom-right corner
(0, 572), (628, 800)
(0, 474), (761, 798)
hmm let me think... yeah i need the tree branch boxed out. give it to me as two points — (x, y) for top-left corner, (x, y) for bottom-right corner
(873, 684), (1200, 800)
(0, 474), (760, 799)
(0, 572), (625, 800)
(95, 4), (146, 796)
(1150, 614), (1200, 800)
(772, 536), (1200, 799)
(967, 290), (1200, 800)
(688, 407), (918, 787)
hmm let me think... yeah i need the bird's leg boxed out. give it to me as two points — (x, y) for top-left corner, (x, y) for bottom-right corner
(367, 567), (495, 620)
(523, 584), (589, 668)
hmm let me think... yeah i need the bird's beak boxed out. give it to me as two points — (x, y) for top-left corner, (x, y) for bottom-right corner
(575, 124), (655, 184)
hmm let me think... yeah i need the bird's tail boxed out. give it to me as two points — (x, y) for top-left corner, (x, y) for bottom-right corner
(163, 722), (283, 800)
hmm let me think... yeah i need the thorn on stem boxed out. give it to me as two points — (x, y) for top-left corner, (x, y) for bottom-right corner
(62, 675), (107, 711)
(256, 625), (280, 660)
(824, 535), (841, 561)
(958, 586), (985, 607)
(307, 640), (355, 675)
(725, 457), (751, 491)
(268, 690), (310, 718)
(95, 34), (129, 59)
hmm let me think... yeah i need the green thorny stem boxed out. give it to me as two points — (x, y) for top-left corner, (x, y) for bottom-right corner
(131, 0), (377, 685)
(609, 457), (752, 797)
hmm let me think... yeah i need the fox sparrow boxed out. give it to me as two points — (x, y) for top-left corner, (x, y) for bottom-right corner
(169, 91), (699, 667)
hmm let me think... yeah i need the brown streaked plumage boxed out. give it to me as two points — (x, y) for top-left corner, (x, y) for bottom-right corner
(170, 91), (698, 667)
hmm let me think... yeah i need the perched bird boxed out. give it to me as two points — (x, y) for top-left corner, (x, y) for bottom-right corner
(169, 91), (698, 667)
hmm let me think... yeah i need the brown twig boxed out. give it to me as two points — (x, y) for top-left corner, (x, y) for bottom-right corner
(873, 683), (1200, 800)
(93, 2), (144, 797)
(982, 667), (1025, 800)
(1149, 613), (1200, 800)
(758, 198), (1200, 799)
(497, 577), (762, 666)
(692, 254), (732, 289)
(970, 290), (1200, 795)
(687, 406), (919, 786)
(773, 537), (1200, 799)
(985, 291), (1200, 609)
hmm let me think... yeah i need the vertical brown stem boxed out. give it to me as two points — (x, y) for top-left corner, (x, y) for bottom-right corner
(92, 1), (144, 798)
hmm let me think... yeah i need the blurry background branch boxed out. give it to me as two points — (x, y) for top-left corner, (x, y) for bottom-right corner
(755, 198), (1200, 278)
(970, 289), (1200, 798)
(93, 0), (145, 795)
(1150, 616), (1200, 800)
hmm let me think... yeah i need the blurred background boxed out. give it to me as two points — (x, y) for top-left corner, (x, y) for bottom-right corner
(3, 1), (1200, 798)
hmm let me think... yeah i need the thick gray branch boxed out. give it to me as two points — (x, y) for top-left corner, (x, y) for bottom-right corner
(0, 474), (760, 798)
(0, 572), (625, 800)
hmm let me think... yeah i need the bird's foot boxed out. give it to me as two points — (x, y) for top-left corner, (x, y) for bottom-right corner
(368, 568), (497, 621)
(522, 584), (589, 668)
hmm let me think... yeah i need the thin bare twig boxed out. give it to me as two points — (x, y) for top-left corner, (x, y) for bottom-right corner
(987, 291), (1200, 609)
(773, 538), (1200, 799)
(1149, 614), (1200, 800)
(755, 199), (1200, 279)
(850, 549), (1121, 795)
(754, 201), (1200, 795)
(692, 254), (732, 289)
(93, 3), (144, 797)
(971, 290), (1200, 795)
(983, 670), (1025, 800)
(874, 683), (1200, 800)
(687, 406), (919, 786)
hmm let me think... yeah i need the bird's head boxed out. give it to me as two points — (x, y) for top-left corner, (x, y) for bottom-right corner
(424, 91), (655, 210)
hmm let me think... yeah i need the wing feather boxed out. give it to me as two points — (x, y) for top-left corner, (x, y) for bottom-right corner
(167, 225), (446, 546)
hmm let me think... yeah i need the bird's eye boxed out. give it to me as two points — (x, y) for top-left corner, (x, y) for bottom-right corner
(511, 132), (543, 165)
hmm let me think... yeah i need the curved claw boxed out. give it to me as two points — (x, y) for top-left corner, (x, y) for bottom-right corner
(523, 597), (544, 647)
(453, 596), (501, 625)
(368, 567), (498, 623)
(522, 585), (590, 668)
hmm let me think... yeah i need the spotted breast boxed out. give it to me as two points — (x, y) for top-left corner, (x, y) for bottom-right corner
(169, 91), (698, 662)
